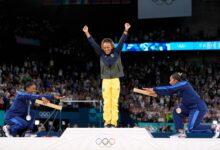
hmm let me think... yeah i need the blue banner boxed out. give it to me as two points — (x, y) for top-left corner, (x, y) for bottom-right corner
(116, 41), (220, 52)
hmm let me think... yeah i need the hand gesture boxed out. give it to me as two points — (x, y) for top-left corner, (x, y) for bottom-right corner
(82, 25), (89, 33)
(124, 23), (131, 32)
(54, 95), (65, 100)
(42, 97), (50, 105)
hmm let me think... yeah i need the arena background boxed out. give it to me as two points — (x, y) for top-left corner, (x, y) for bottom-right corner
(0, 0), (220, 138)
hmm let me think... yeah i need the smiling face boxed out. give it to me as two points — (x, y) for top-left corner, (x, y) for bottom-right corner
(169, 76), (178, 85)
(102, 42), (113, 54)
(101, 38), (114, 55)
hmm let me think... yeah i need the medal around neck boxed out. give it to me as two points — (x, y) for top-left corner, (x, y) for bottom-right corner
(26, 115), (31, 121)
(176, 107), (182, 114)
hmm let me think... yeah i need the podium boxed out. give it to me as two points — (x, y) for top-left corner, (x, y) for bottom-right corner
(0, 128), (220, 150)
(61, 128), (154, 149)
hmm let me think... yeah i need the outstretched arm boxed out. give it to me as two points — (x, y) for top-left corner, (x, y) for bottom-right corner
(143, 81), (187, 96)
(20, 92), (64, 104)
(82, 25), (102, 55)
(41, 95), (65, 105)
(116, 23), (131, 53)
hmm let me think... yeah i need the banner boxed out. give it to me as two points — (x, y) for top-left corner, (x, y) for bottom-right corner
(114, 41), (220, 52)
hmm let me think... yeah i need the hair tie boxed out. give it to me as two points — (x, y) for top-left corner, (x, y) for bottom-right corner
(178, 72), (182, 76)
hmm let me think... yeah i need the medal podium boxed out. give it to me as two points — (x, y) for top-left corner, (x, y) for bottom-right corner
(0, 128), (220, 150)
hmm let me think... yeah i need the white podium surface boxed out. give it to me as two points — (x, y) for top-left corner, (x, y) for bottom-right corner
(0, 128), (220, 150)
(61, 128), (154, 150)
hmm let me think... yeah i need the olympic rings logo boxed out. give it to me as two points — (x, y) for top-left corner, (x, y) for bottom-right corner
(152, 0), (175, 5)
(39, 112), (51, 118)
(95, 138), (115, 147)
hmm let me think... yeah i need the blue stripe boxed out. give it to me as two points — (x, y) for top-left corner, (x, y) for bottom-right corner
(10, 118), (23, 126)
(189, 110), (199, 130)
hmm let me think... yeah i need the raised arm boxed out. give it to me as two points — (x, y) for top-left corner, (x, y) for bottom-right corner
(116, 23), (131, 53)
(82, 25), (102, 55)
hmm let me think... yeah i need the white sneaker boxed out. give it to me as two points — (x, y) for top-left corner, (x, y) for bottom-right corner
(24, 130), (36, 137)
(3, 125), (12, 137)
(170, 132), (187, 138)
(213, 124), (220, 138)
(24, 133), (36, 137)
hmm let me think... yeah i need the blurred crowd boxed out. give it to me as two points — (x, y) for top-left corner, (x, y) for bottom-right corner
(0, 56), (220, 125)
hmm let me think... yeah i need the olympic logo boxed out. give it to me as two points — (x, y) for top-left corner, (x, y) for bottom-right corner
(152, 0), (176, 5)
(95, 138), (115, 147)
(39, 112), (51, 118)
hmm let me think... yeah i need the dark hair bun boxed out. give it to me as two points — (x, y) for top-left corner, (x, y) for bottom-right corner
(171, 72), (187, 81)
